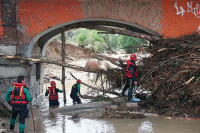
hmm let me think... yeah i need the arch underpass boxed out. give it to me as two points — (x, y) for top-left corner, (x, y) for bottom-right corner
(0, 0), (199, 104)
(29, 18), (159, 96)
(26, 18), (161, 58)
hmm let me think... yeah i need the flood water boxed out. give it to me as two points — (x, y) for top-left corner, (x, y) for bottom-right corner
(9, 80), (200, 133)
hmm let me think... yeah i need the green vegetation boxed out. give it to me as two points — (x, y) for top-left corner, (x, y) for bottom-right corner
(119, 35), (148, 53)
(55, 28), (149, 54)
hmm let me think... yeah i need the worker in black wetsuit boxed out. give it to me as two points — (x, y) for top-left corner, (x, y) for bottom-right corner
(70, 79), (82, 104)
(121, 54), (138, 102)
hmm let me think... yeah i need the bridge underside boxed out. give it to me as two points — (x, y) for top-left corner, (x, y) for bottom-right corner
(36, 19), (162, 52)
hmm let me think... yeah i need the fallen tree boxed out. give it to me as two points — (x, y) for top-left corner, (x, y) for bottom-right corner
(70, 73), (121, 96)
(0, 53), (111, 73)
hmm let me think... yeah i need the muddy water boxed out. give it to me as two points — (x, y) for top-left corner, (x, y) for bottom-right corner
(11, 80), (200, 133)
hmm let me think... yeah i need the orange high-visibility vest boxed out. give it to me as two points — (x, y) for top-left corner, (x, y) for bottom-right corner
(11, 83), (27, 105)
(48, 87), (58, 100)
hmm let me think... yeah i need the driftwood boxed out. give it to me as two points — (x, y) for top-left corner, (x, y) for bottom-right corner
(3, 102), (12, 111)
(0, 52), (125, 72)
(94, 54), (125, 68)
(70, 73), (120, 96)
(0, 53), (104, 73)
(61, 27), (67, 103)
(79, 94), (97, 99)
(84, 25), (161, 41)
(140, 33), (200, 118)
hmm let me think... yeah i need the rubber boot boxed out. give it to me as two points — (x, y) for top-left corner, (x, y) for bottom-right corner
(19, 123), (25, 133)
(73, 100), (76, 105)
(10, 125), (14, 132)
(10, 118), (16, 132)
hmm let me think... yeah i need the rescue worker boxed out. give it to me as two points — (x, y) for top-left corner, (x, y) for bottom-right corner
(45, 81), (64, 106)
(70, 79), (82, 104)
(5, 75), (32, 133)
(121, 54), (138, 102)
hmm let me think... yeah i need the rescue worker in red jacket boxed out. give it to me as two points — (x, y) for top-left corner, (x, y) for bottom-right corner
(5, 75), (32, 133)
(45, 81), (64, 106)
(121, 54), (138, 101)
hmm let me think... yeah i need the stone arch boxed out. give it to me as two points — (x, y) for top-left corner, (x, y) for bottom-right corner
(26, 18), (162, 93)
(25, 18), (161, 58)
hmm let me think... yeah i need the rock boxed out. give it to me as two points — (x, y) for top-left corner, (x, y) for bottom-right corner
(99, 60), (118, 70)
(51, 101), (112, 118)
(71, 113), (79, 119)
(85, 59), (101, 70)
(126, 103), (138, 108)
(108, 105), (118, 110)
(49, 73), (54, 78)
(1, 123), (6, 128)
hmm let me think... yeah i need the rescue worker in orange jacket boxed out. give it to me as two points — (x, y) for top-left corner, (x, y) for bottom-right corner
(121, 54), (138, 101)
(45, 81), (64, 106)
(5, 75), (32, 133)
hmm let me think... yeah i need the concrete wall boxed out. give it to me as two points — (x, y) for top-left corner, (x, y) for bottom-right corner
(0, 46), (41, 104)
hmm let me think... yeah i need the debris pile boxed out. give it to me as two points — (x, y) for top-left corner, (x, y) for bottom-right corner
(140, 33), (200, 117)
(102, 104), (145, 119)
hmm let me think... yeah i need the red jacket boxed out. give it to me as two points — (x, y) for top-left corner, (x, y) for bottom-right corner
(125, 60), (138, 79)
(11, 83), (27, 105)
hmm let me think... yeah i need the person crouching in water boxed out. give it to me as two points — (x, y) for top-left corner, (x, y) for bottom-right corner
(45, 81), (64, 106)
(70, 79), (82, 104)
(121, 54), (138, 102)
(5, 75), (32, 133)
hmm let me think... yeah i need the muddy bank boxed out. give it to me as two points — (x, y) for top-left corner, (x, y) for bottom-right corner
(51, 97), (157, 119)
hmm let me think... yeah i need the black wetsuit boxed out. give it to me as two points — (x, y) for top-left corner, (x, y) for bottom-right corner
(70, 83), (81, 104)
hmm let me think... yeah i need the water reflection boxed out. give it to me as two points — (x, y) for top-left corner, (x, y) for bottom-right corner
(44, 113), (115, 133)
(32, 96), (200, 133)
(138, 120), (155, 133)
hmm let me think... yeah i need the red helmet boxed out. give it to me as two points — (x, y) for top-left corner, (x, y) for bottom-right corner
(130, 54), (137, 60)
(77, 79), (81, 83)
(50, 81), (56, 86)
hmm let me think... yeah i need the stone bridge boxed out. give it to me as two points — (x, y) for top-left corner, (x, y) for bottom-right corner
(0, 0), (199, 103)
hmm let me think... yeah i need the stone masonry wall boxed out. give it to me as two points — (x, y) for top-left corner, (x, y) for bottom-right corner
(0, 46), (40, 104)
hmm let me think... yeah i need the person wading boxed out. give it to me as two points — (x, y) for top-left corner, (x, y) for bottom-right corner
(5, 75), (32, 133)
(121, 54), (138, 102)
(45, 81), (64, 106)
(70, 79), (82, 104)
